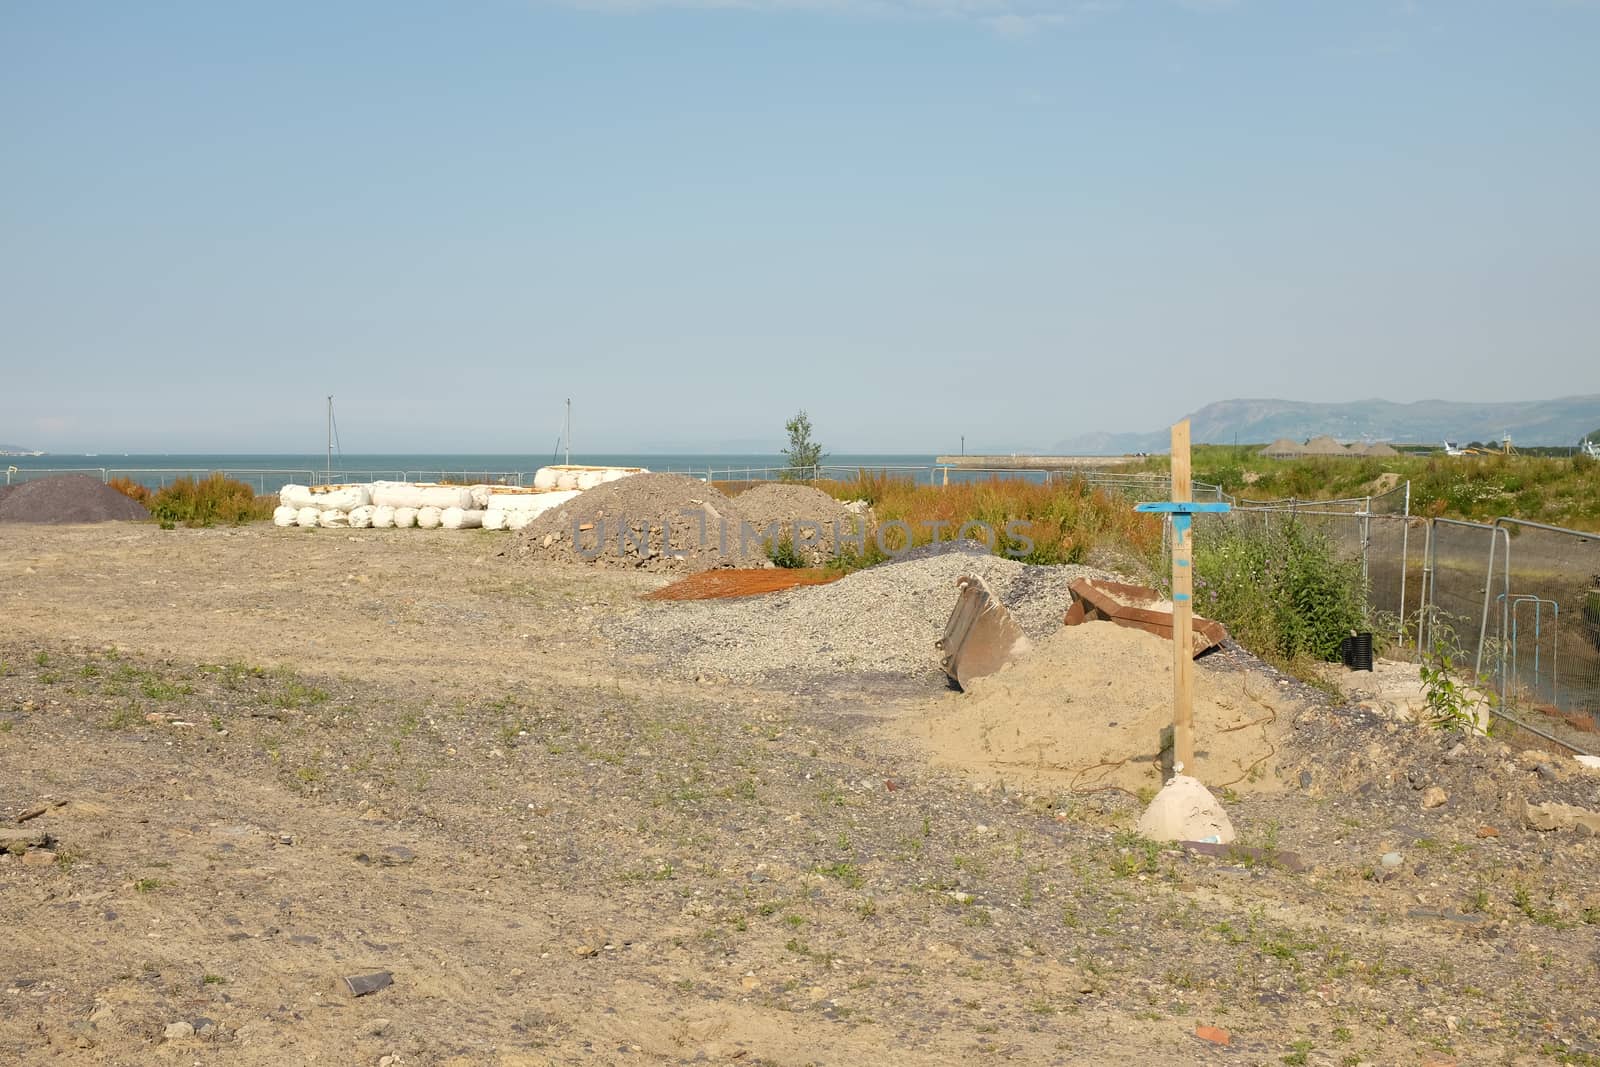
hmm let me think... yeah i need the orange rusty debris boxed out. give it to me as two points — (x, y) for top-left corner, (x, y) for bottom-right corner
(1193, 1024), (1231, 1046)
(1064, 577), (1228, 657)
(645, 568), (842, 601)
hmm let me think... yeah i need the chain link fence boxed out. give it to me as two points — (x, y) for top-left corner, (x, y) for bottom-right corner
(1213, 485), (1598, 752)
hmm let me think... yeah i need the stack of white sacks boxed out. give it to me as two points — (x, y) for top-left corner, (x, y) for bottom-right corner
(271, 466), (643, 531)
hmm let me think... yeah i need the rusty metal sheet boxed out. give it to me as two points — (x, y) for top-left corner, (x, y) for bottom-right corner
(1064, 577), (1228, 657)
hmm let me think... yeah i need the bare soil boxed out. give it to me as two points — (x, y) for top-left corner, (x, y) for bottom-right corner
(3, 522), (1600, 1067)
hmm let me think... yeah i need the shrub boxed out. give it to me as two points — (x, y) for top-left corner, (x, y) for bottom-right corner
(766, 535), (807, 569)
(1417, 612), (1497, 731)
(107, 477), (152, 506)
(1194, 517), (1366, 663)
(148, 474), (276, 528)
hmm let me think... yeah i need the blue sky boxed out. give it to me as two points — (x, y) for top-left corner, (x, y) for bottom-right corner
(2, 1), (1596, 453)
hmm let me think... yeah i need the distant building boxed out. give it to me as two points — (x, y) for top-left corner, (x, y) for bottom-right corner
(1300, 435), (1353, 456)
(1349, 442), (1399, 457)
(1259, 438), (1304, 459)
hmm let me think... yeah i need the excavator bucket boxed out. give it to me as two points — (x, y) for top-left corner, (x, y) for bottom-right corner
(937, 575), (1031, 690)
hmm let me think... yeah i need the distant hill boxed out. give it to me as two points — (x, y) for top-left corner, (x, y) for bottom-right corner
(0, 443), (41, 455)
(1056, 396), (1600, 454)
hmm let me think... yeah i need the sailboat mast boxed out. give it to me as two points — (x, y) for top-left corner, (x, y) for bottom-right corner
(326, 395), (333, 477)
(565, 398), (571, 465)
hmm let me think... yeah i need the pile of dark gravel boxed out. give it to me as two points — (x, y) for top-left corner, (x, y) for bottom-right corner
(0, 475), (150, 524)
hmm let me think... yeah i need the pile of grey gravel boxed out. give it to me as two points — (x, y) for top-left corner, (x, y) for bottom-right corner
(504, 473), (753, 572)
(0, 475), (150, 524)
(607, 551), (1115, 688)
(733, 483), (861, 564)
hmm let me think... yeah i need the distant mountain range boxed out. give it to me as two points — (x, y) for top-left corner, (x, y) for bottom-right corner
(0, 443), (44, 456)
(1056, 396), (1600, 454)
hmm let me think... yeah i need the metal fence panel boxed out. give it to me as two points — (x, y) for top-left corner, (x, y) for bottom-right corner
(1495, 520), (1600, 736)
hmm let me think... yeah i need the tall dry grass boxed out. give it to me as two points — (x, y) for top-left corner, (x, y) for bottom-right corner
(106, 477), (153, 507)
(814, 472), (1162, 570)
(149, 474), (278, 527)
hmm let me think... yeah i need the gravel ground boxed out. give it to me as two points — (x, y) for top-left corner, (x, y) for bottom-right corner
(609, 551), (1113, 689)
(7, 526), (1600, 1065)
(0, 475), (149, 524)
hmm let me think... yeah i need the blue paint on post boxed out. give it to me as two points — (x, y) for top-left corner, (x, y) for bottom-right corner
(1134, 500), (1231, 547)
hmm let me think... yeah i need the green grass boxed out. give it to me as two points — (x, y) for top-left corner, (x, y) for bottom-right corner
(1131, 445), (1600, 531)
(148, 473), (277, 528)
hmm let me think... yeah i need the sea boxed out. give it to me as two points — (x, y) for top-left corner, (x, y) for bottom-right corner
(2, 453), (976, 493)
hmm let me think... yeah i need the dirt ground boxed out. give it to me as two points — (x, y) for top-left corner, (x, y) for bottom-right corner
(3, 523), (1600, 1066)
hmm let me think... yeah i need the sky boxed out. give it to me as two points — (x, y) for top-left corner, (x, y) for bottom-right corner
(2, 0), (1597, 454)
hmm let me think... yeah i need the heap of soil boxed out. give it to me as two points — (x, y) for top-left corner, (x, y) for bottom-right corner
(505, 473), (752, 572)
(0, 476), (150, 524)
(913, 622), (1293, 794)
(734, 483), (860, 563)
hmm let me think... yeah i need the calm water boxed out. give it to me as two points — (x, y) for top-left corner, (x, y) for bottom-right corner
(3, 453), (970, 493)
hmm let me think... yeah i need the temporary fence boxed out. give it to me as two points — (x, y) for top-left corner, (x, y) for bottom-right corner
(1206, 485), (1598, 750)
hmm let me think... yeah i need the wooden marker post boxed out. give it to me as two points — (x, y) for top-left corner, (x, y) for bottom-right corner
(1169, 420), (1195, 774)
(1135, 420), (1229, 781)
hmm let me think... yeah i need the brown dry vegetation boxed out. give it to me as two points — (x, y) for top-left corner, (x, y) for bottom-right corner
(814, 472), (1163, 570)
(105, 477), (152, 507)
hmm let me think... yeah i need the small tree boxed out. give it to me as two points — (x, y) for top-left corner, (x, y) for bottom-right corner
(782, 410), (825, 481)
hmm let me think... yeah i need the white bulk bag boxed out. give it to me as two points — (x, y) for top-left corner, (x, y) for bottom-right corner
(417, 506), (443, 529)
(295, 506), (321, 528)
(533, 468), (560, 490)
(482, 509), (508, 531)
(418, 486), (473, 510)
(556, 471), (580, 490)
(318, 509), (350, 529)
(468, 485), (493, 508)
(273, 505), (298, 527)
(505, 510), (535, 531)
(369, 481), (422, 509)
(311, 485), (369, 511)
(485, 488), (577, 511)
(441, 507), (484, 530)
(348, 505), (376, 529)
(371, 505), (396, 529)
(393, 506), (419, 529)
(280, 484), (317, 509)
(576, 471), (603, 490)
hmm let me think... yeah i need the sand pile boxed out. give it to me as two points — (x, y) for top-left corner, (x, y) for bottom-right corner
(505, 473), (753, 572)
(912, 622), (1291, 794)
(733, 483), (860, 563)
(611, 552), (1109, 686)
(0, 475), (150, 524)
